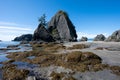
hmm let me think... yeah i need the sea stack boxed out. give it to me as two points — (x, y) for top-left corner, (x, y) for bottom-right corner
(105, 29), (120, 42)
(13, 34), (32, 41)
(80, 37), (88, 41)
(48, 10), (77, 42)
(33, 24), (54, 42)
(94, 34), (106, 41)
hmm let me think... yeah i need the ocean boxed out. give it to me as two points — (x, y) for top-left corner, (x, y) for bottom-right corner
(0, 41), (20, 48)
(0, 41), (20, 62)
(88, 38), (94, 42)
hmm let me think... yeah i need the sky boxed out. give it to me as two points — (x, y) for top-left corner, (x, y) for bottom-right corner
(0, 0), (120, 41)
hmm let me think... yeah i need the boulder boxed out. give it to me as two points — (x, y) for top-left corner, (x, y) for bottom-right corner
(105, 29), (120, 42)
(80, 37), (88, 41)
(48, 10), (77, 42)
(13, 34), (32, 41)
(33, 24), (54, 42)
(94, 34), (106, 41)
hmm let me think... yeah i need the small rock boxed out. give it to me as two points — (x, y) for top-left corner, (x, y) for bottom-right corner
(26, 76), (36, 80)
(80, 37), (88, 41)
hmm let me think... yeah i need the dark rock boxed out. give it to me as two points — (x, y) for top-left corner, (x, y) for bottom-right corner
(48, 10), (77, 42)
(6, 45), (20, 50)
(94, 34), (106, 41)
(7, 45), (19, 48)
(20, 41), (29, 44)
(29, 41), (45, 45)
(80, 37), (88, 41)
(105, 29), (120, 42)
(33, 24), (54, 42)
(0, 48), (12, 50)
(0, 45), (20, 50)
(13, 34), (32, 41)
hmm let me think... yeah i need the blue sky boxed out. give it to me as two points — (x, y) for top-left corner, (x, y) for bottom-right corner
(0, 0), (120, 41)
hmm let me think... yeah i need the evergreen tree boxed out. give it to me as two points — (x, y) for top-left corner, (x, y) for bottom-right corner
(38, 14), (47, 27)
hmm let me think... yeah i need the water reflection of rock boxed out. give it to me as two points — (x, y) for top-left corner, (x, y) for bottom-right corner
(0, 43), (32, 66)
(0, 43), (32, 53)
(7, 44), (32, 53)
(0, 54), (9, 62)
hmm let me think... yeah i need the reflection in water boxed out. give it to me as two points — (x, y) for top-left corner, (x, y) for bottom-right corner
(0, 53), (9, 62)
(27, 56), (35, 59)
(0, 41), (20, 48)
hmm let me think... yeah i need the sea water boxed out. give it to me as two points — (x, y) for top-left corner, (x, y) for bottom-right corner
(88, 38), (93, 42)
(0, 41), (20, 48)
(0, 41), (20, 62)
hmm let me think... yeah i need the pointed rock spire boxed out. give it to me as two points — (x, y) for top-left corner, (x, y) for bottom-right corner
(48, 10), (77, 42)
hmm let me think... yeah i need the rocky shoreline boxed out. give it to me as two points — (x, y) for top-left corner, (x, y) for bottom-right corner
(1, 10), (120, 80)
(0, 41), (120, 80)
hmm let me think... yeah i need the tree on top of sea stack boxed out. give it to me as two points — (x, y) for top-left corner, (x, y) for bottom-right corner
(33, 14), (54, 42)
(38, 14), (47, 27)
(48, 10), (77, 42)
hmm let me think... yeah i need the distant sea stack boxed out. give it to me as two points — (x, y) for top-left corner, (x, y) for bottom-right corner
(48, 10), (77, 42)
(33, 24), (54, 42)
(94, 34), (106, 41)
(80, 37), (88, 41)
(13, 34), (32, 41)
(105, 29), (120, 42)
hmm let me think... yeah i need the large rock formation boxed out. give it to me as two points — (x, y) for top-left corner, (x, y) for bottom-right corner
(105, 29), (120, 42)
(47, 10), (77, 42)
(13, 34), (32, 41)
(80, 37), (88, 41)
(33, 24), (54, 42)
(94, 34), (106, 41)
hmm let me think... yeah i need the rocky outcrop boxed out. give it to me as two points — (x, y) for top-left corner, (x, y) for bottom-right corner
(94, 34), (106, 41)
(2, 64), (29, 80)
(13, 34), (32, 41)
(105, 29), (120, 42)
(48, 10), (77, 42)
(33, 24), (54, 42)
(80, 37), (88, 41)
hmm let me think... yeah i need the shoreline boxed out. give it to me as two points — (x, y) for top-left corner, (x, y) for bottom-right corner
(0, 41), (120, 80)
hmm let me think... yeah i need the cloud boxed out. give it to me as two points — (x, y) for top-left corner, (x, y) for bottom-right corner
(77, 32), (109, 39)
(0, 26), (32, 31)
(0, 22), (34, 41)
(0, 34), (17, 41)
(0, 21), (33, 27)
